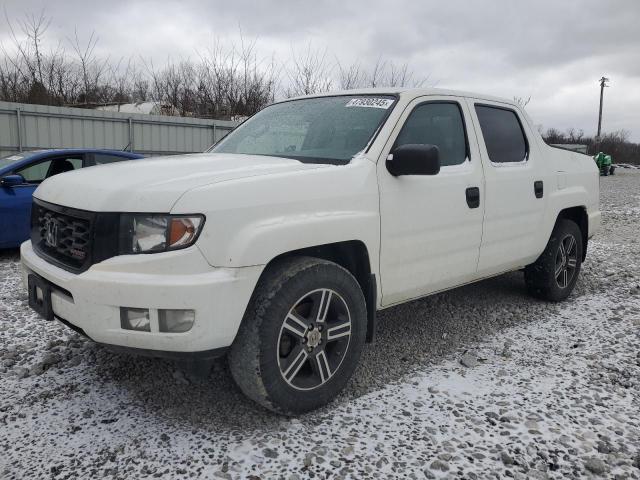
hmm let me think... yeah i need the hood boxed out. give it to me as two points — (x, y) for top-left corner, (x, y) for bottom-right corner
(34, 153), (330, 212)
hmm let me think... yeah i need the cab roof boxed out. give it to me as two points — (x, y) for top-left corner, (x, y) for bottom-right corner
(288, 87), (516, 107)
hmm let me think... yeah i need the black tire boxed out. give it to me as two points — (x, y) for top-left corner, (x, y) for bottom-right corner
(228, 256), (367, 415)
(609, 165), (616, 175)
(524, 218), (583, 302)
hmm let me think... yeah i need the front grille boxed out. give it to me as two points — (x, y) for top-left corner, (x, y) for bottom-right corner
(31, 200), (95, 272)
(38, 211), (90, 262)
(31, 199), (121, 273)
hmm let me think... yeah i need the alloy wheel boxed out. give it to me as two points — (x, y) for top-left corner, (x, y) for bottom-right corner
(277, 288), (352, 391)
(555, 234), (578, 288)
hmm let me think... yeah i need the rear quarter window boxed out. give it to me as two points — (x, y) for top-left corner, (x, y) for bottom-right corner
(475, 105), (528, 163)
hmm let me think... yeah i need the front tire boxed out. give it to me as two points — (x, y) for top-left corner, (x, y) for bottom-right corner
(525, 219), (583, 302)
(229, 257), (367, 415)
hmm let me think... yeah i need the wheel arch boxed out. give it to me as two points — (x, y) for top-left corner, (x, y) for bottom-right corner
(260, 240), (378, 343)
(556, 206), (589, 261)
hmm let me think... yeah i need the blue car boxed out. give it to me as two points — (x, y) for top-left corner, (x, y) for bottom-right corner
(0, 149), (144, 248)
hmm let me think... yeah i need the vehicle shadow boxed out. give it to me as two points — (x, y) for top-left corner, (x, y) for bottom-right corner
(0, 248), (20, 261)
(78, 267), (598, 433)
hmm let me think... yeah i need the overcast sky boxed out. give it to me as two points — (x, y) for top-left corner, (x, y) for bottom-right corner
(2, 0), (639, 140)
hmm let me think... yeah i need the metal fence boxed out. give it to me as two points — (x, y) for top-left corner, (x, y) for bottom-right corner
(0, 101), (238, 158)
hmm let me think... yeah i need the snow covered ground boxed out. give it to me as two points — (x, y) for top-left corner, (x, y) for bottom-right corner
(1, 171), (639, 479)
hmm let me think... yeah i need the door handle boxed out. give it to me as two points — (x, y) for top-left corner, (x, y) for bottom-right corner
(466, 187), (480, 209)
(534, 180), (544, 199)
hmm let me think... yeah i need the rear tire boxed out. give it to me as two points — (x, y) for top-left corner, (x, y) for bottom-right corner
(228, 256), (367, 415)
(525, 219), (583, 302)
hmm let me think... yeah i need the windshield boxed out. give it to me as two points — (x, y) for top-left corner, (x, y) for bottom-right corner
(0, 153), (27, 169)
(211, 95), (396, 164)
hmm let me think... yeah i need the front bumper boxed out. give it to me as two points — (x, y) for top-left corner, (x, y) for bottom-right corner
(21, 241), (263, 354)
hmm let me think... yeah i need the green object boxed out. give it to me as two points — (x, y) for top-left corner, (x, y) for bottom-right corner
(594, 152), (615, 176)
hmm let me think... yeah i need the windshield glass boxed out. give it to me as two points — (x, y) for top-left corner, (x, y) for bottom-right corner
(0, 153), (27, 169)
(211, 95), (396, 164)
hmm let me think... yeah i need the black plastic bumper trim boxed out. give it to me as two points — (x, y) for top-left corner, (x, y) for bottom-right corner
(103, 344), (229, 361)
(366, 273), (377, 343)
(55, 315), (90, 339)
(54, 315), (229, 361)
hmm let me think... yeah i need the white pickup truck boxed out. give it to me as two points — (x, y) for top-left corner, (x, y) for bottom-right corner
(21, 88), (600, 414)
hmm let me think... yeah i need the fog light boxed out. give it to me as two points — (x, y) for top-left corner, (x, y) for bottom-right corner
(120, 307), (151, 332)
(159, 309), (195, 333)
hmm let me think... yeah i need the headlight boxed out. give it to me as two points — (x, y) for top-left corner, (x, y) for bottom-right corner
(119, 214), (205, 254)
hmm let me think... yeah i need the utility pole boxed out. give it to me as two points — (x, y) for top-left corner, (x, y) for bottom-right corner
(596, 76), (609, 149)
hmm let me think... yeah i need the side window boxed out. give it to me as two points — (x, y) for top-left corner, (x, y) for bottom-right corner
(93, 154), (129, 165)
(474, 105), (528, 163)
(395, 102), (468, 167)
(45, 157), (82, 178)
(15, 161), (53, 183)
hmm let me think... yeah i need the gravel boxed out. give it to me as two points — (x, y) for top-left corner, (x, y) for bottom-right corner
(1, 170), (639, 479)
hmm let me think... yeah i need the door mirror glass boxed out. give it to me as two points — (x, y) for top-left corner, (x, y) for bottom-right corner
(386, 144), (441, 176)
(0, 174), (26, 187)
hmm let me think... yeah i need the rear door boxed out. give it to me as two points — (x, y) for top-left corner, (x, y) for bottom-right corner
(466, 100), (548, 275)
(378, 96), (485, 305)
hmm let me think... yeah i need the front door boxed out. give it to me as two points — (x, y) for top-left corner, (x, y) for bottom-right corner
(0, 182), (37, 248)
(378, 97), (485, 306)
(2, 155), (84, 247)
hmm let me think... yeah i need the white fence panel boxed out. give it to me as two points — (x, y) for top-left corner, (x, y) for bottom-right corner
(0, 101), (237, 157)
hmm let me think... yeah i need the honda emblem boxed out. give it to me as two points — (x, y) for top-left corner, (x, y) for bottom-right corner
(45, 219), (59, 247)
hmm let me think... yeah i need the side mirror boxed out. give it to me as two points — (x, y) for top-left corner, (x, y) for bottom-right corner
(386, 144), (440, 176)
(0, 174), (26, 187)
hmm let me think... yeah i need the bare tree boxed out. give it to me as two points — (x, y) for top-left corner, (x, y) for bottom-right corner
(541, 127), (639, 164)
(0, 11), (432, 121)
(70, 29), (109, 104)
(20, 11), (51, 87)
(337, 60), (363, 90)
(367, 57), (386, 88)
(337, 56), (429, 90)
(142, 33), (278, 118)
(285, 42), (333, 97)
(2, 9), (55, 103)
